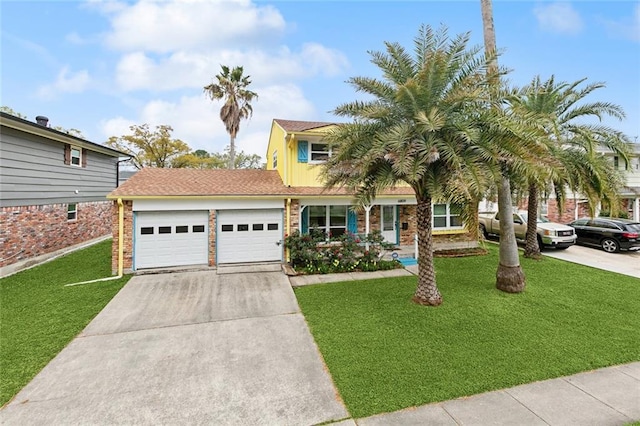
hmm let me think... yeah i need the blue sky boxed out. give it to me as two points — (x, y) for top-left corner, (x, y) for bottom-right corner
(2, 1), (639, 158)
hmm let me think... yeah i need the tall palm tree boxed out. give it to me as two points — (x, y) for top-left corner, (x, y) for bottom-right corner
(204, 65), (258, 169)
(480, 0), (526, 292)
(323, 25), (498, 306)
(510, 76), (631, 257)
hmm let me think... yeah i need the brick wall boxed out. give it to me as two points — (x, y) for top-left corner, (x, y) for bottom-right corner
(1, 201), (112, 268)
(399, 205), (417, 245)
(208, 210), (216, 267)
(546, 199), (590, 223)
(110, 200), (133, 274)
(289, 199), (300, 234)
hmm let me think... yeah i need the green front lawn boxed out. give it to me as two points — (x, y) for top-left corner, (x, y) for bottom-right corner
(0, 240), (130, 406)
(295, 246), (640, 418)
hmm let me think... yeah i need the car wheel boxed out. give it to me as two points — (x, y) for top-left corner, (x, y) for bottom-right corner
(601, 238), (619, 253)
(479, 224), (488, 239)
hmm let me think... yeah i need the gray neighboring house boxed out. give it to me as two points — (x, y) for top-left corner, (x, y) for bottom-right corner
(0, 112), (129, 271)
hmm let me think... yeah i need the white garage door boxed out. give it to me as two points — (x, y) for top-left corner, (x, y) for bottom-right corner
(135, 211), (209, 269)
(217, 209), (283, 264)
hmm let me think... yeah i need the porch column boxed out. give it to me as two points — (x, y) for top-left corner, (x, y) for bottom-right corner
(634, 197), (640, 222)
(364, 205), (372, 250)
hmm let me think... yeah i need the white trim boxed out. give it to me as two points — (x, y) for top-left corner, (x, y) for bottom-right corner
(133, 198), (284, 211)
(70, 146), (82, 166)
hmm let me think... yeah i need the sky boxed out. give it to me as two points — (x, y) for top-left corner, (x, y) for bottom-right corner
(2, 0), (639, 160)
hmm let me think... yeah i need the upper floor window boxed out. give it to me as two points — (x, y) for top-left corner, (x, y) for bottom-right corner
(65, 144), (86, 167)
(310, 143), (331, 163)
(71, 147), (81, 166)
(613, 156), (628, 171)
(272, 150), (278, 169)
(433, 203), (463, 230)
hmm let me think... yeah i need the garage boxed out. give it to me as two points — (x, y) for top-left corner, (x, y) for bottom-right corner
(135, 211), (209, 269)
(217, 209), (283, 264)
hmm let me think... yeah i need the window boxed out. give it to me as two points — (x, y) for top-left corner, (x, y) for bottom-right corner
(221, 225), (233, 232)
(140, 227), (154, 235)
(253, 224), (264, 231)
(267, 223), (279, 231)
(238, 224), (249, 231)
(193, 225), (205, 233)
(308, 205), (346, 238)
(67, 203), (77, 221)
(176, 226), (188, 233)
(272, 150), (278, 169)
(310, 143), (331, 162)
(158, 226), (171, 234)
(70, 147), (81, 166)
(433, 203), (463, 229)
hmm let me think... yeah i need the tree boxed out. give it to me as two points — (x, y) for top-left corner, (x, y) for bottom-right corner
(204, 65), (258, 170)
(0, 106), (27, 119)
(510, 76), (631, 258)
(173, 148), (263, 169)
(480, 0), (526, 293)
(106, 124), (191, 169)
(323, 25), (499, 306)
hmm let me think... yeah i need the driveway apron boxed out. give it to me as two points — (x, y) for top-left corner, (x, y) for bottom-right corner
(0, 270), (349, 425)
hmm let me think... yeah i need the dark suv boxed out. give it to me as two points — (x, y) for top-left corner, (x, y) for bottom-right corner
(568, 218), (640, 253)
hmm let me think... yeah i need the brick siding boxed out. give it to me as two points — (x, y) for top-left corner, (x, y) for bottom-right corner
(1, 201), (112, 268)
(110, 200), (133, 274)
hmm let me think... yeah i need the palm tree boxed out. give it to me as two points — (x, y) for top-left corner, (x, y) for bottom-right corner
(510, 76), (631, 257)
(323, 25), (498, 306)
(480, 0), (526, 292)
(204, 65), (258, 169)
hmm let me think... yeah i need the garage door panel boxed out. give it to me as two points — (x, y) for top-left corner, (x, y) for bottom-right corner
(217, 210), (283, 264)
(135, 211), (209, 269)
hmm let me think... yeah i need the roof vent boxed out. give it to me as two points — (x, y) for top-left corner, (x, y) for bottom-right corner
(35, 116), (49, 127)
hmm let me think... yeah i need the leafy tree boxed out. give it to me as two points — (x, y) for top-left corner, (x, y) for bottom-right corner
(173, 148), (263, 169)
(0, 106), (27, 119)
(480, 0), (527, 292)
(106, 124), (191, 169)
(510, 76), (631, 258)
(323, 25), (501, 306)
(204, 65), (258, 169)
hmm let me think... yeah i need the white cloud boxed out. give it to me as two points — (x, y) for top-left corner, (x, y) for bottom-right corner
(102, 0), (286, 53)
(602, 4), (640, 42)
(115, 46), (349, 92)
(100, 84), (317, 157)
(533, 2), (584, 35)
(36, 67), (91, 100)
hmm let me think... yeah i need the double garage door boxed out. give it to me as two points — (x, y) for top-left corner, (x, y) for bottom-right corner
(134, 209), (282, 269)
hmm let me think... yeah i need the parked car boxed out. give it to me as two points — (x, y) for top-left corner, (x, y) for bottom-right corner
(479, 210), (576, 250)
(568, 218), (640, 253)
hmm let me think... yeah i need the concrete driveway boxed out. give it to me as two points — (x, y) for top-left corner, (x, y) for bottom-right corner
(544, 244), (640, 278)
(0, 269), (349, 425)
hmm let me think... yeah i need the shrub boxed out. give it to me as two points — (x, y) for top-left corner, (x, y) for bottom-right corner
(284, 230), (402, 274)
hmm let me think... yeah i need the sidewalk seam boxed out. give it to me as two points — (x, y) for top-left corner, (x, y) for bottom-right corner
(503, 389), (551, 425)
(563, 374), (635, 421)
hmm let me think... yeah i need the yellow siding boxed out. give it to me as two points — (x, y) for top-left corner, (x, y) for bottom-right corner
(289, 154), (325, 186)
(265, 122), (286, 183)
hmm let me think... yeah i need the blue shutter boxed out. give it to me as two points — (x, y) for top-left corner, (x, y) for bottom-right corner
(298, 140), (308, 163)
(301, 207), (309, 234)
(347, 209), (357, 234)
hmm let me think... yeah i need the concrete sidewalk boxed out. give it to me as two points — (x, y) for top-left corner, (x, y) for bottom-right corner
(344, 362), (639, 425)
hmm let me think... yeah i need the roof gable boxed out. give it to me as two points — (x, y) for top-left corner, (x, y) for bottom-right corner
(273, 119), (336, 133)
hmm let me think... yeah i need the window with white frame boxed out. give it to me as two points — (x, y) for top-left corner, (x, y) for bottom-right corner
(310, 143), (331, 162)
(70, 147), (82, 166)
(272, 150), (277, 169)
(67, 203), (78, 221)
(432, 203), (463, 229)
(308, 205), (347, 238)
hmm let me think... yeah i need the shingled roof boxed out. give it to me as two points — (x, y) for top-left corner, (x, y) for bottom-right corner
(108, 167), (415, 198)
(273, 119), (336, 132)
(108, 168), (292, 198)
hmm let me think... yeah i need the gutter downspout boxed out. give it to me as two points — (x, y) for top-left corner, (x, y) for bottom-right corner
(286, 198), (291, 261)
(65, 198), (124, 287)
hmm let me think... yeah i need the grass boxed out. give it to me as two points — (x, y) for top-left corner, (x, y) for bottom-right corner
(0, 240), (130, 406)
(295, 245), (640, 418)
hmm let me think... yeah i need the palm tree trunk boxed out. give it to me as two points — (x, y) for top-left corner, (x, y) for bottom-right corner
(412, 196), (443, 306)
(496, 174), (526, 292)
(481, 0), (526, 292)
(524, 182), (541, 258)
(229, 135), (236, 169)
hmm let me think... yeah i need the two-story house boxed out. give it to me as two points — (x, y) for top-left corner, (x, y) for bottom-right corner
(107, 119), (475, 273)
(0, 112), (129, 274)
(542, 144), (640, 223)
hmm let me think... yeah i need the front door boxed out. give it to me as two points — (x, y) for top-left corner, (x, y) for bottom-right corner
(381, 205), (397, 244)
